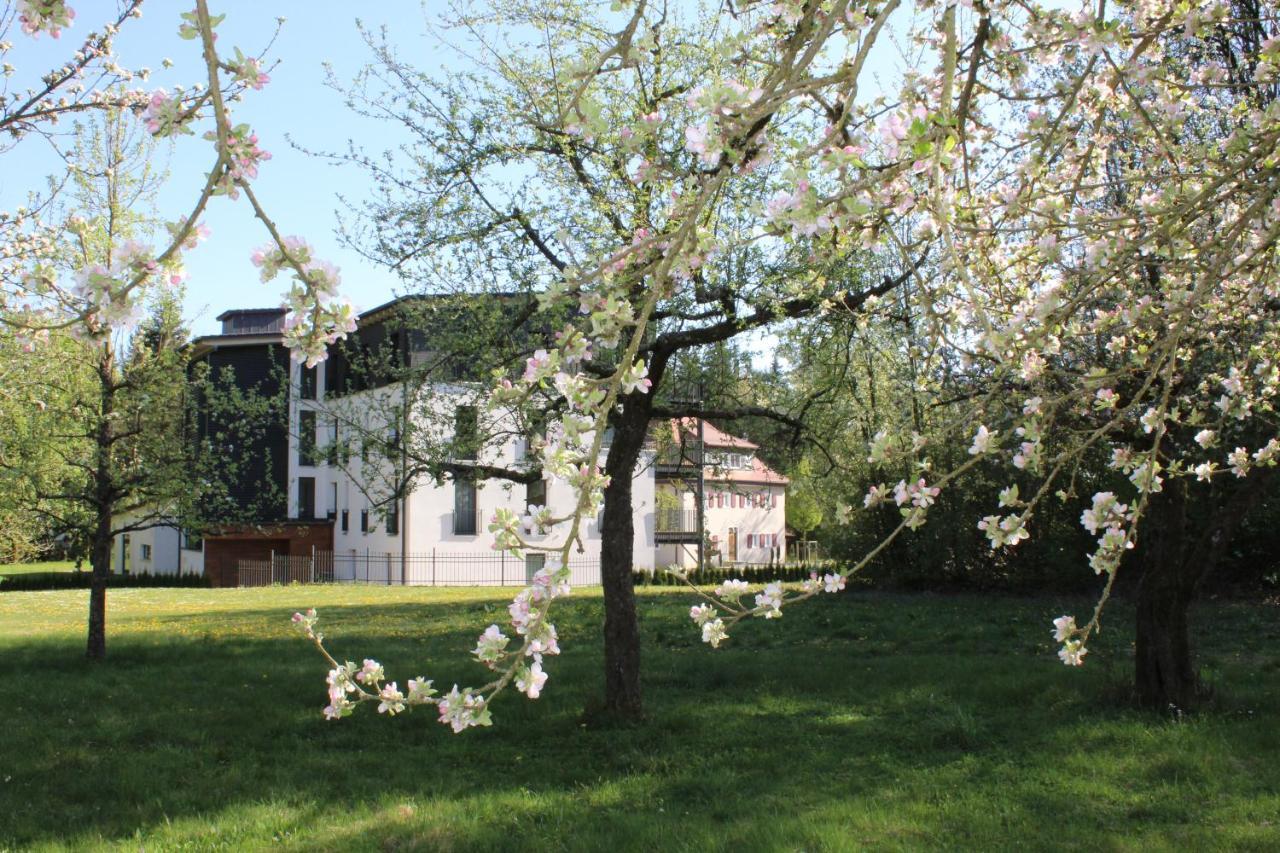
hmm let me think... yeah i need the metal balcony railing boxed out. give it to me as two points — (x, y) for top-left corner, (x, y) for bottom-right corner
(655, 509), (699, 534)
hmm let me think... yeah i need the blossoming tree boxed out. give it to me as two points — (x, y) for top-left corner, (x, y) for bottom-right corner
(1, 0), (359, 657)
(287, 0), (1280, 727)
(5, 0), (1276, 711)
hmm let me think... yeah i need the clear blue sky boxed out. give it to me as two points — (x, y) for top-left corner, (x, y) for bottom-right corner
(2, 1), (436, 337)
(4, 1), (905, 348)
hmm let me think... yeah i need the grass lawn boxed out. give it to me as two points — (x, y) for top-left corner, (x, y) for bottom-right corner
(1, 585), (1277, 851)
(0, 559), (79, 576)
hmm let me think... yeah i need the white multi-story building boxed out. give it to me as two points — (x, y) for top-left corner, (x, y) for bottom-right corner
(297, 360), (656, 582)
(181, 299), (785, 585)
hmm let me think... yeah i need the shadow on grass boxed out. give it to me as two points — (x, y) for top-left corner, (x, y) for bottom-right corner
(1, 593), (1278, 850)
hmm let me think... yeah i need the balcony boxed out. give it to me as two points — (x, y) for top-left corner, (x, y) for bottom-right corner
(654, 509), (700, 543)
(655, 461), (701, 480)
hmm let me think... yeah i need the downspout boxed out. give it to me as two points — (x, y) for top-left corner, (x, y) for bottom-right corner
(695, 410), (705, 572)
(400, 326), (409, 584)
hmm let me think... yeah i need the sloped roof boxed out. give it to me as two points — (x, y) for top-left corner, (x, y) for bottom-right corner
(708, 454), (790, 486)
(668, 419), (788, 485)
(672, 417), (758, 450)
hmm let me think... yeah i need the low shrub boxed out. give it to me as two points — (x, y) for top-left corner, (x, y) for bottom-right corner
(0, 571), (210, 592)
(633, 562), (853, 587)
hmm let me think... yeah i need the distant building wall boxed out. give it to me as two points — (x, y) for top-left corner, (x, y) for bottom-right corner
(201, 522), (333, 587)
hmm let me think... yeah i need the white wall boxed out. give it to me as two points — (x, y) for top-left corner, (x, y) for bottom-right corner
(179, 544), (204, 576)
(657, 481), (787, 568)
(318, 379), (657, 576)
(110, 519), (182, 575)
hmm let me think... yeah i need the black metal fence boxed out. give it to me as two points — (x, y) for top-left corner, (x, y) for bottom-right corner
(239, 549), (601, 587)
(655, 509), (699, 533)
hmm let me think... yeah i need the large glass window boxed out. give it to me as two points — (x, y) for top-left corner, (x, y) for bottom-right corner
(453, 405), (479, 460)
(386, 501), (400, 536)
(454, 475), (477, 535)
(526, 478), (547, 510)
(298, 410), (318, 467)
(298, 477), (316, 520)
(300, 364), (318, 400)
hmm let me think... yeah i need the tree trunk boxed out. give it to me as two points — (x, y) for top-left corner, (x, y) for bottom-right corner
(1133, 474), (1269, 709)
(86, 342), (117, 661)
(597, 396), (653, 718)
(1133, 480), (1204, 709)
(86, 523), (112, 660)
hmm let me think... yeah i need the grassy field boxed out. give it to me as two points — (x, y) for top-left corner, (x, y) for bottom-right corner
(0, 559), (78, 576)
(0, 584), (1277, 851)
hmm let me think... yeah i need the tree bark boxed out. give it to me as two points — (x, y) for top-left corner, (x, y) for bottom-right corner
(1133, 474), (1270, 709)
(86, 342), (116, 661)
(86, 520), (112, 660)
(1133, 480), (1198, 708)
(597, 394), (653, 718)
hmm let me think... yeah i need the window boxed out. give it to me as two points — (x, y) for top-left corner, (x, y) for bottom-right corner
(360, 508), (369, 533)
(386, 501), (399, 536)
(299, 477), (316, 520)
(300, 364), (317, 400)
(706, 493), (714, 509)
(454, 475), (477, 535)
(182, 528), (202, 550)
(745, 534), (753, 549)
(325, 420), (340, 466)
(328, 483), (338, 519)
(525, 553), (545, 582)
(385, 425), (401, 459)
(141, 543), (152, 560)
(716, 493), (723, 508)
(336, 425), (351, 465)
(526, 478), (547, 510)
(772, 493), (778, 509)
(299, 410), (318, 466)
(341, 509), (349, 533)
(453, 405), (479, 460)
(518, 410), (547, 462)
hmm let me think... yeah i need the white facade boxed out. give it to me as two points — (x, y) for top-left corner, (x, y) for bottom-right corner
(703, 482), (788, 565)
(293, 362), (657, 578)
(654, 420), (789, 569)
(109, 518), (191, 575)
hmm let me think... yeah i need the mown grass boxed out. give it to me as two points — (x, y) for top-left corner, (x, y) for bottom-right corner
(0, 584), (1277, 851)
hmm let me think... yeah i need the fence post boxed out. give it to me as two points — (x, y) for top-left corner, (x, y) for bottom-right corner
(310, 546), (315, 584)
(501, 551), (506, 586)
(386, 552), (391, 587)
(432, 548), (437, 587)
(269, 549), (275, 586)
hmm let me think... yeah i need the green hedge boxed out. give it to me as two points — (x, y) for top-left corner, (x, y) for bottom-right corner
(0, 571), (210, 592)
